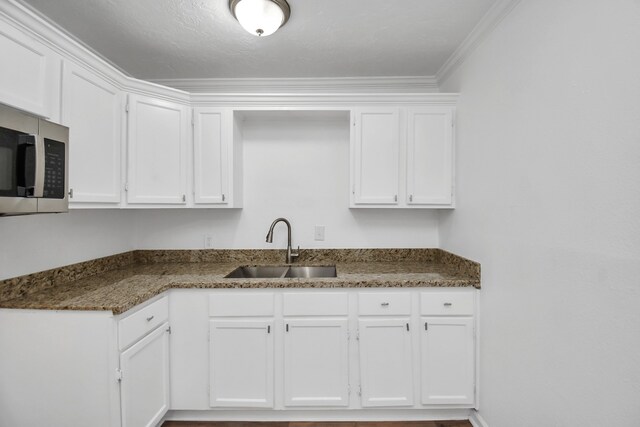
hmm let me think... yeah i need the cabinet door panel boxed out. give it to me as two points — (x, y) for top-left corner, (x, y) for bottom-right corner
(193, 108), (229, 204)
(358, 318), (413, 407)
(421, 317), (474, 405)
(353, 108), (399, 205)
(209, 320), (274, 408)
(127, 95), (187, 204)
(406, 108), (453, 205)
(120, 323), (170, 427)
(284, 319), (349, 407)
(62, 61), (122, 203)
(0, 24), (59, 118)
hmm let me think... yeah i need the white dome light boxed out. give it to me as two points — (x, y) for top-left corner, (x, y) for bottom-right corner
(230, 0), (291, 37)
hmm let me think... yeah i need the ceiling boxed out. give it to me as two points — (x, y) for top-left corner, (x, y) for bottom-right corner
(20, 0), (498, 80)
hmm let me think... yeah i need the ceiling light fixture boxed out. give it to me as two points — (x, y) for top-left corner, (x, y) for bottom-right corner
(229, 0), (290, 37)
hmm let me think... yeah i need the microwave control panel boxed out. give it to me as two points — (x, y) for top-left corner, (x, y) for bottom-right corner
(43, 139), (65, 199)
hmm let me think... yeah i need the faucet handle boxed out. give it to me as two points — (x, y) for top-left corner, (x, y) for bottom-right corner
(291, 246), (300, 259)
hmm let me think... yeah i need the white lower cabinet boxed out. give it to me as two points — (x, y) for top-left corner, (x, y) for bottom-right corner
(171, 288), (476, 417)
(420, 317), (475, 405)
(358, 318), (414, 407)
(209, 319), (275, 408)
(283, 319), (350, 407)
(120, 322), (171, 427)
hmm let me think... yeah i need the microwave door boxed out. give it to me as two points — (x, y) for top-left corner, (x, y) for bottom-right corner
(0, 126), (37, 215)
(0, 135), (15, 197)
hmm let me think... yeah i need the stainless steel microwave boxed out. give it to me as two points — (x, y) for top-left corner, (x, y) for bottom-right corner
(0, 104), (69, 216)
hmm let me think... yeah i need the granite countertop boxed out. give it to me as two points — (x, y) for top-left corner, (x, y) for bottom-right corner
(0, 249), (480, 315)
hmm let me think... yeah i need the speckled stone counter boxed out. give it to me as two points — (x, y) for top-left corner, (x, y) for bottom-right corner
(0, 249), (480, 315)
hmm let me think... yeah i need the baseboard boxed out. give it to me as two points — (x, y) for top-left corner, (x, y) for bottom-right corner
(469, 409), (489, 427)
(163, 409), (474, 422)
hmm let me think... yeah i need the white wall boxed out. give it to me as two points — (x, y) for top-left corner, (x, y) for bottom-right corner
(0, 210), (134, 280)
(439, 1), (640, 425)
(135, 114), (440, 249)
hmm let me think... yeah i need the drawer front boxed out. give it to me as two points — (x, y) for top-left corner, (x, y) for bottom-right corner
(420, 291), (475, 315)
(119, 296), (169, 351)
(209, 293), (274, 317)
(358, 292), (411, 316)
(283, 292), (349, 316)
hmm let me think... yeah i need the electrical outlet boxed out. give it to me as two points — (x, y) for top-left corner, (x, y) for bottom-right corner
(204, 234), (214, 249)
(314, 225), (325, 241)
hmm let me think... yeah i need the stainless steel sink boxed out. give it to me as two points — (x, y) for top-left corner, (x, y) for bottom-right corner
(284, 266), (337, 278)
(224, 265), (337, 279)
(224, 266), (289, 278)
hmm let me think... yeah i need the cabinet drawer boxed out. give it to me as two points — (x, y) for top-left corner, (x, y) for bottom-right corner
(119, 296), (169, 351)
(420, 291), (474, 315)
(358, 292), (411, 316)
(209, 293), (274, 317)
(283, 292), (348, 316)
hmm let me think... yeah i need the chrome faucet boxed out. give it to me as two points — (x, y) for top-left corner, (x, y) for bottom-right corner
(265, 217), (299, 264)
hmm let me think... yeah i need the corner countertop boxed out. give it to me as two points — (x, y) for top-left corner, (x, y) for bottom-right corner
(0, 249), (480, 315)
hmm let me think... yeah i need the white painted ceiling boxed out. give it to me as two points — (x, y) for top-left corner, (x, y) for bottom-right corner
(20, 0), (498, 79)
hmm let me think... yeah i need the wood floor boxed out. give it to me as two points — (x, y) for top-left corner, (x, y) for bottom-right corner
(162, 422), (472, 427)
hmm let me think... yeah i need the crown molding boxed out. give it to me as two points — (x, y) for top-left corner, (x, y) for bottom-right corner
(149, 76), (440, 94)
(190, 93), (458, 107)
(436, 0), (523, 86)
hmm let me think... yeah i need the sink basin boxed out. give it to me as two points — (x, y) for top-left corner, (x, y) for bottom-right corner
(284, 266), (337, 278)
(224, 265), (337, 279)
(224, 266), (288, 278)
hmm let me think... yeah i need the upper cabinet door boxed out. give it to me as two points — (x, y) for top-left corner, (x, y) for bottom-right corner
(62, 61), (122, 204)
(193, 108), (229, 205)
(352, 108), (400, 205)
(406, 107), (454, 206)
(0, 23), (60, 119)
(127, 94), (188, 204)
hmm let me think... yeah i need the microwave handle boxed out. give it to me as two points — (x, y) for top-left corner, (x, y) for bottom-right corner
(33, 135), (45, 198)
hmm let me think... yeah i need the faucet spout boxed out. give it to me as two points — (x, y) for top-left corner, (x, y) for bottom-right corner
(265, 218), (299, 264)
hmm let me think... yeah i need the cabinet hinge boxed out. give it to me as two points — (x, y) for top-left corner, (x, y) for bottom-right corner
(125, 103), (129, 114)
(348, 384), (351, 395)
(356, 329), (360, 341)
(347, 330), (350, 341)
(358, 385), (362, 396)
(115, 368), (123, 383)
(124, 182), (129, 192)
(166, 326), (172, 334)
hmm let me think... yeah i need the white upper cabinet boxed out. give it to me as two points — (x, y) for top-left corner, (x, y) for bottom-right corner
(126, 94), (188, 205)
(351, 106), (455, 209)
(352, 108), (400, 205)
(0, 22), (60, 119)
(406, 107), (454, 206)
(193, 108), (230, 205)
(62, 61), (123, 204)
